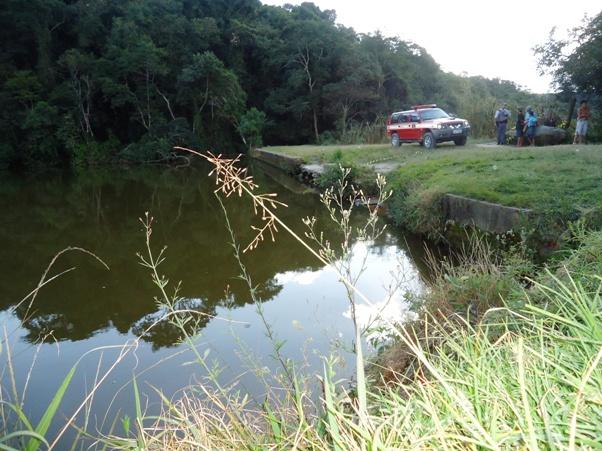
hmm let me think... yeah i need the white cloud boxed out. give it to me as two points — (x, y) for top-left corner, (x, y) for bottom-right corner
(342, 293), (414, 342)
(275, 269), (323, 286)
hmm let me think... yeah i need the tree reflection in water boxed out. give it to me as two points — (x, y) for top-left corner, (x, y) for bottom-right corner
(1, 162), (427, 347)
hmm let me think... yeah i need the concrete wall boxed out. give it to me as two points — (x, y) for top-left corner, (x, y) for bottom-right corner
(251, 149), (533, 235)
(249, 149), (303, 174)
(442, 194), (532, 234)
(250, 149), (325, 185)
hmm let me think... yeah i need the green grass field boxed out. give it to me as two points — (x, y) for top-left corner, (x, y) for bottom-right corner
(263, 142), (602, 216)
(392, 144), (602, 209)
(263, 139), (491, 166)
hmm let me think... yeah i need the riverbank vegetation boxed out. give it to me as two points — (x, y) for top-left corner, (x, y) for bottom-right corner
(387, 144), (602, 240)
(139, 234), (602, 449)
(1, 0), (575, 170)
(112, 161), (602, 449)
(261, 142), (602, 243)
(1, 153), (601, 448)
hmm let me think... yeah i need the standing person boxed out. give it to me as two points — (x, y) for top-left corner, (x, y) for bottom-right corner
(494, 103), (511, 145)
(573, 100), (590, 144)
(524, 108), (538, 146)
(516, 108), (525, 147)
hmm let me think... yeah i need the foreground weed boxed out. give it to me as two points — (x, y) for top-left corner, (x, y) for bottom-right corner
(0, 247), (111, 450)
(7, 151), (599, 449)
(158, 149), (601, 449)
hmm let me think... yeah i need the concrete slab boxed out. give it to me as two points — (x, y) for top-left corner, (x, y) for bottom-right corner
(442, 194), (532, 234)
(301, 164), (326, 175)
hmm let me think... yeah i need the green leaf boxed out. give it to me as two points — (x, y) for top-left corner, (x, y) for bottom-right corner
(25, 363), (78, 451)
(121, 415), (130, 435)
(0, 402), (34, 432)
(322, 364), (342, 451)
(1, 431), (48, 451)
(133, 376), (142, 421)
(132, 375), (145, 449)
(263, 401), (282, 442)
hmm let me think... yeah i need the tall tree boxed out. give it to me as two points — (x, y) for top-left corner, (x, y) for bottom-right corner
(177, 51), (245, 138)
(535, 11), (602, 94)
(102, 18), (167, 131)
(58, 49), (96, 138)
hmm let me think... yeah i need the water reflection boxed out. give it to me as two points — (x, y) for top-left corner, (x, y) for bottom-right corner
(0, 163), (430, 348)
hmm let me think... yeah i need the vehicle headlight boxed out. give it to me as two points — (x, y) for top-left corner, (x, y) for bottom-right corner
(436, 124), (443, 129)
(464, 121), (470, 127)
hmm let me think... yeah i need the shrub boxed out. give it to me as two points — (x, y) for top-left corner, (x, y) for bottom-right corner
(118, 135), (171, 163)
(237, 108), (267, 150)
(388, 184), (446, 238)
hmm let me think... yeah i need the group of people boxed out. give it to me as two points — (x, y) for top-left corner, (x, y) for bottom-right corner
(494, 100), (591, 147)
(494, 104), (542, 147)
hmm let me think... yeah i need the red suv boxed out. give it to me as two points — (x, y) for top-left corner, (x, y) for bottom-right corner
(386, 104), (470, 149)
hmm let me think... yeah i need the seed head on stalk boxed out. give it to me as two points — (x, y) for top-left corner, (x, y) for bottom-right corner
(174, 147), (287, 252)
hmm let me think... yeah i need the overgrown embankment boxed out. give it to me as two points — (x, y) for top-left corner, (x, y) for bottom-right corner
(387, 144), (602, 240)
(127, 229), (602, 449)
(257, 143), (602, 245)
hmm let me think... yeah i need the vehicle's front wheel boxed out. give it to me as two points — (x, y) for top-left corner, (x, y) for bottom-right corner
(391, 133), (400, 147)
(454, 136), (467, 146)
(422, 132), (436, 150)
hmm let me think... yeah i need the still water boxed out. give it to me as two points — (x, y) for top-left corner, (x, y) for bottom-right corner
(0, 160), (429, 445)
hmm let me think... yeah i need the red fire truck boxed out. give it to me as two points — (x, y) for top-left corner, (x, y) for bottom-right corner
(386, 104), (470, 149)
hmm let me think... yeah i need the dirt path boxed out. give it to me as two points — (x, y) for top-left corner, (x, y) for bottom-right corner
(476, 142), (500, 148)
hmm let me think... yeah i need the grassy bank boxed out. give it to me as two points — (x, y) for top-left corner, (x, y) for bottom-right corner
(262, 142), (602, 241)
(388, 144), (602, 239)
(119, 229), (602, 449)
(115, 156), (602, 449)
(262, 139), (490, 166)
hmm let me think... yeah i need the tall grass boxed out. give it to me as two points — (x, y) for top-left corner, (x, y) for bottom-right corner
(120, 150), (600, 449)
(337, 117), (388, 145)
(124, 250), (602, 449)
(2, 152), (600, 449)
(0, 247), (111, 450)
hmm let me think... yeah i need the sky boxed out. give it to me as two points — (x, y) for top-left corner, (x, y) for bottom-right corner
(261, 0), (601, 93)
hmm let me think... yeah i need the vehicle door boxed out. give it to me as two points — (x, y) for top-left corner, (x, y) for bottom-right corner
(388, 113), (401, 136)
(406, 113), (422, 140)
(395, 114), (413, 141)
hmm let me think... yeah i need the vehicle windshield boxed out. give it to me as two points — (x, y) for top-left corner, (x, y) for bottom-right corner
(420, 108), (450, 120)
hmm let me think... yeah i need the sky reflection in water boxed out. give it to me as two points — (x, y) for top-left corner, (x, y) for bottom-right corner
(0, 162), (429, 445)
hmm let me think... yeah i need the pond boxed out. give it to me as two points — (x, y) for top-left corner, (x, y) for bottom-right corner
(0, 160), (431, 446)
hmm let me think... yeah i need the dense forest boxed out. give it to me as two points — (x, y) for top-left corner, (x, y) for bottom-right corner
(0, 0), (597, 168)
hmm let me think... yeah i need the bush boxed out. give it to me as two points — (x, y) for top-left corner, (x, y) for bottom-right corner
(388, 185), (446, 238)
(318, 130), (337, 145)
(118, 135), (171, 163)
(317, 164), (356, 190)
(237, 108), (267, 149)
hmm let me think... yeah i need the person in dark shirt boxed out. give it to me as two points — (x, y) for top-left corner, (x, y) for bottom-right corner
(515, 108), (525, 147)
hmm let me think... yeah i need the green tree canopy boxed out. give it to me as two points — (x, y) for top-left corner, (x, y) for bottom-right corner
(535, 11), (602, 94)
(0, 0), (561, 168)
